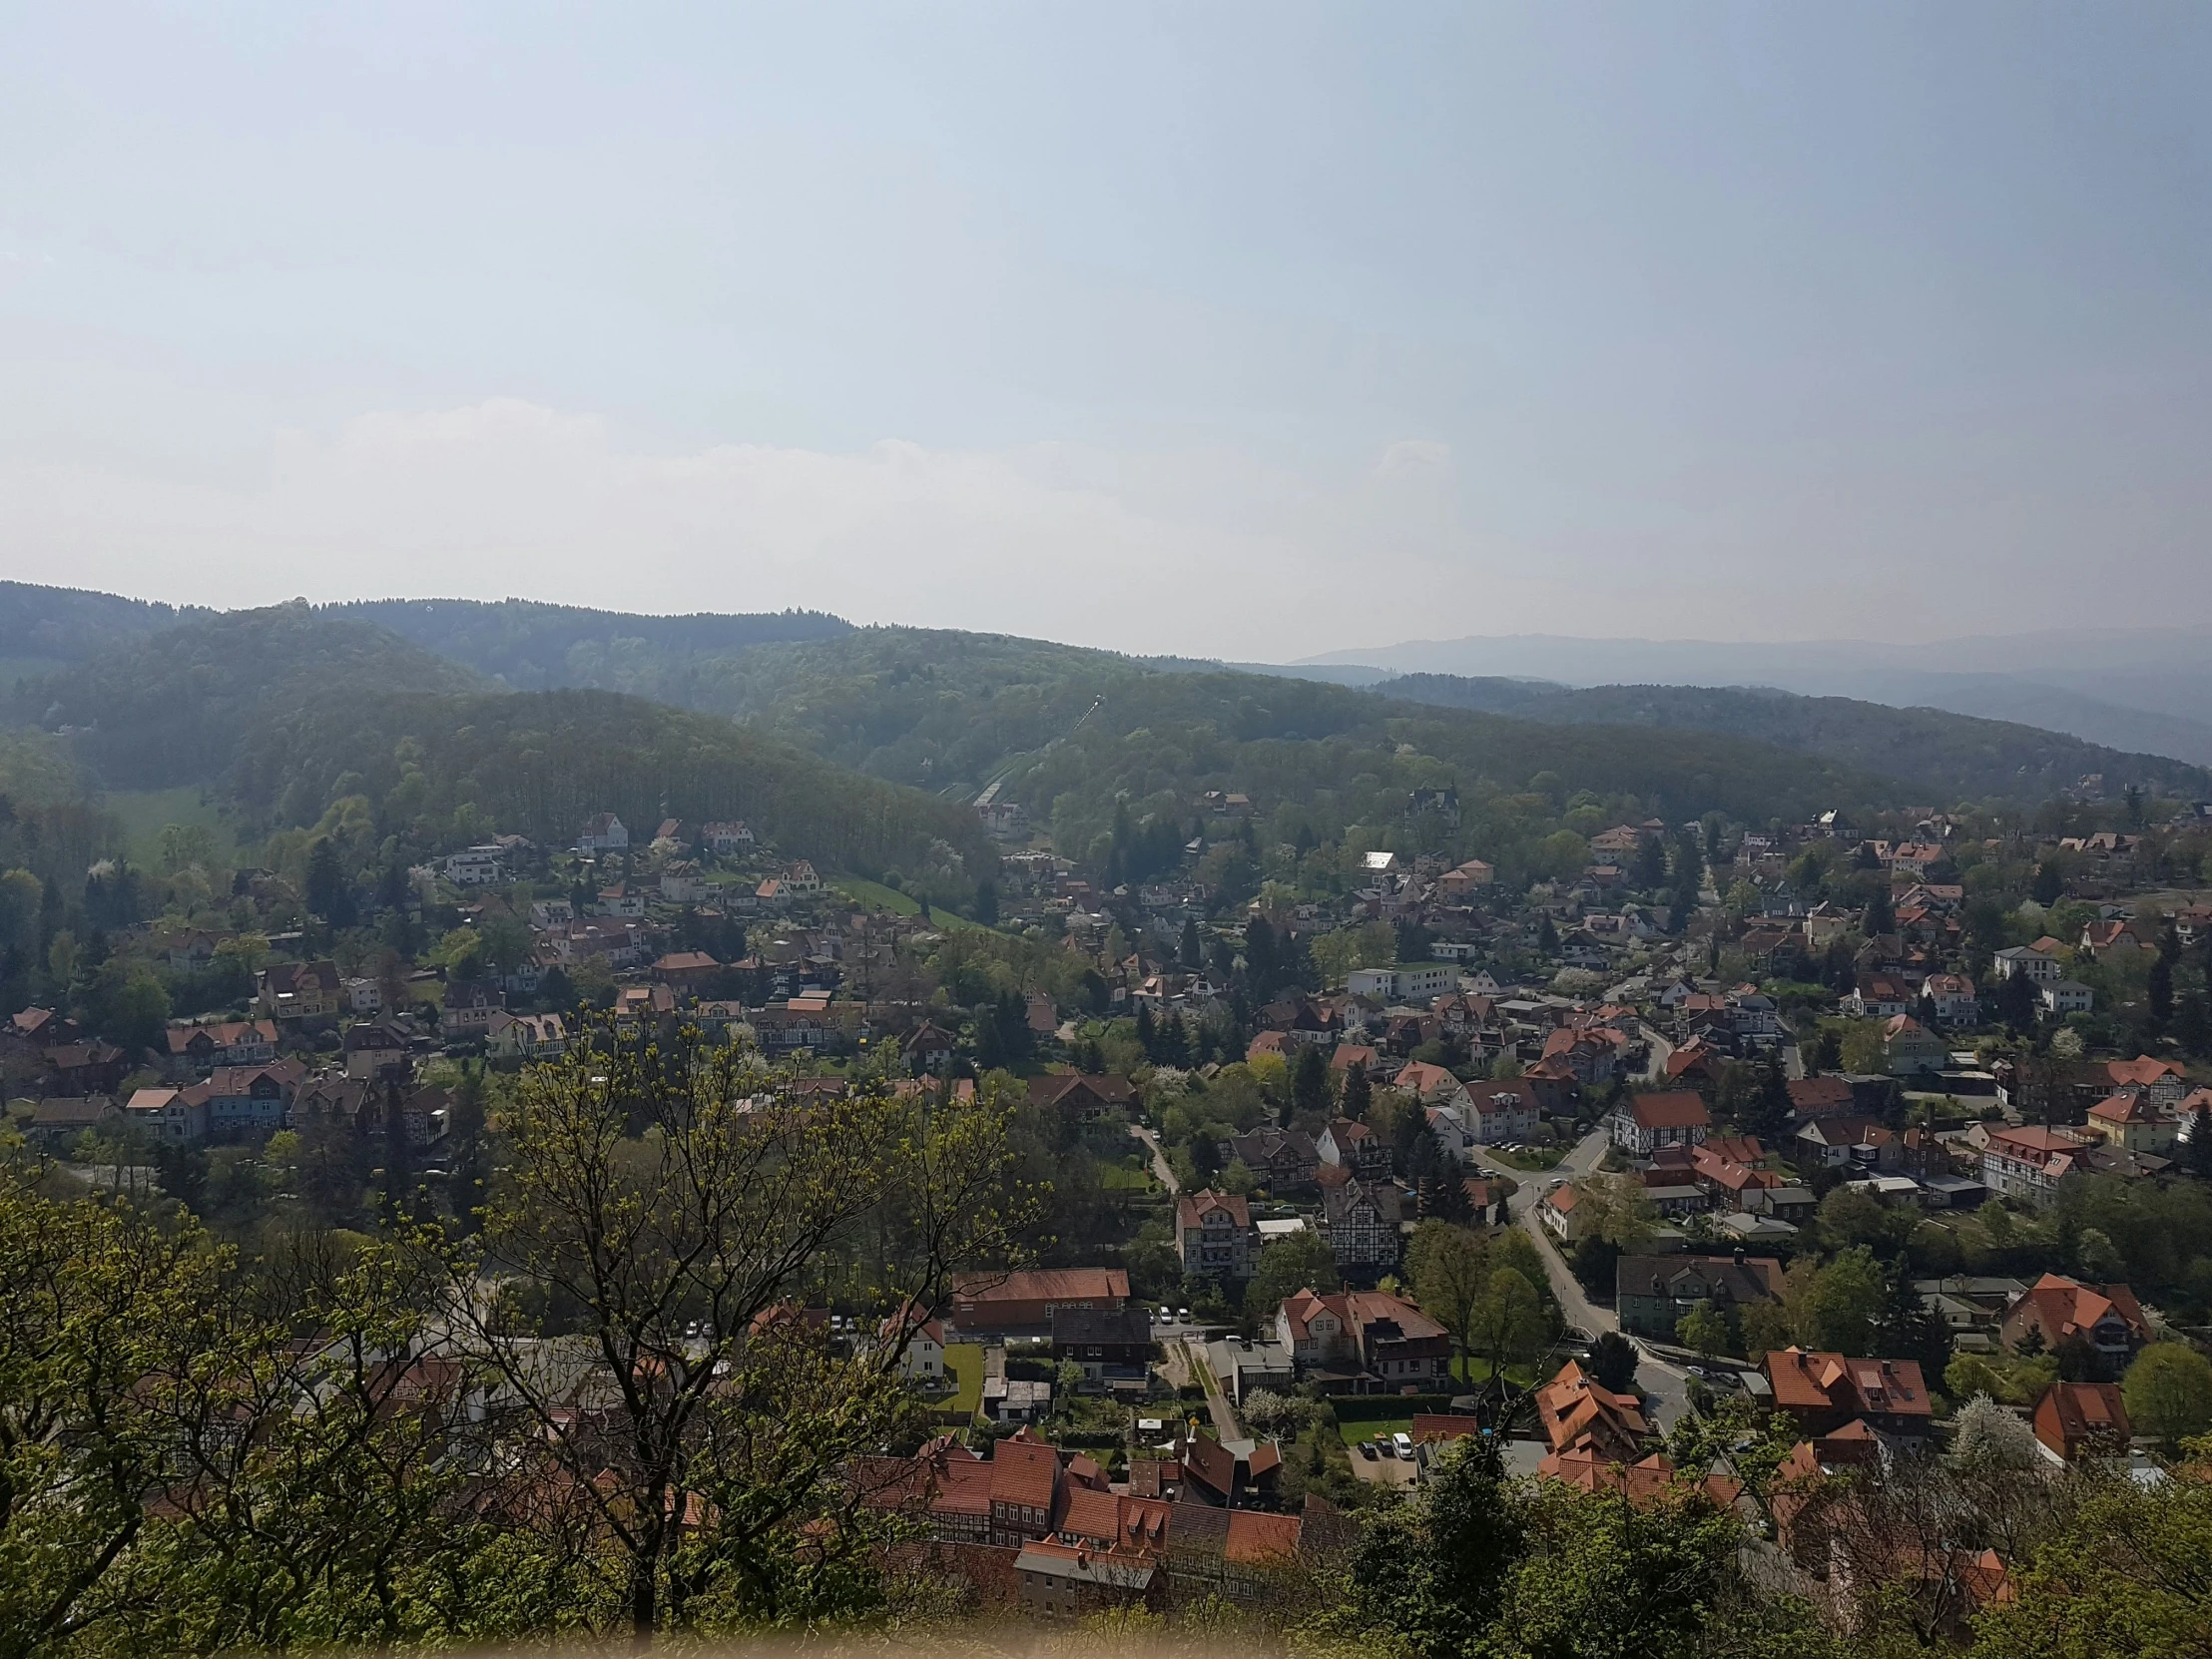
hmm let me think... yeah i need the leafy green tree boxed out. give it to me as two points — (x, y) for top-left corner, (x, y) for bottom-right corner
(1243, 1228), (1339, 1333)
(2188, 1100), (2212, 1179)
(1407, 1221), (1491, 1378)
(1971, 1450), (2212, 1659)
(1491, 1478), (1764, 1659)
(1292, 1043), (1330, 1120)
(1586, 1331), (1638, 1392)
(1873, 1260), (1952, 1381)
(1677, 1300), (1731, 1359)
(1333, 1434), (1523, 1655)
(2124, 1344), (2212, 1451)
(1789, 1246), (1889, 1355)
(0, 866), (42, 951)
(1470, 1267), (1548, 1382)
(441, 1022), (1035, 1637)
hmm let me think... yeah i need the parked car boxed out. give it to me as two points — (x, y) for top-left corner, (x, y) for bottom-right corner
(1392, 1431), (1415, 1459)
(1358, 1440), (1379, 1460)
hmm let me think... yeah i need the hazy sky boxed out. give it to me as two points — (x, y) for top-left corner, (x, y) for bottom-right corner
(4, 3), (2210, 657)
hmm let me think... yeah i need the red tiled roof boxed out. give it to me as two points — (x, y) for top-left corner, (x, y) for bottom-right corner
(1629, 1091), (1711, 1130)
(953, 1268), (1130, 1306)
(1763, 1348), (1933, 1418)
(1223, 1510), (1303, 1564)
(1177, 1190), (1252, 1230)
(988, 1431), (1060, 1511)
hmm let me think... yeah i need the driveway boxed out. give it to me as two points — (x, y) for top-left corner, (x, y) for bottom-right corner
(1129, 1123), (1180, 1195)
(1182, 1338), (1245, 1441)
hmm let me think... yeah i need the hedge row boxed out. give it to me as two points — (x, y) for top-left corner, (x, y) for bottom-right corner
(1328, 1393), (1461, 1422)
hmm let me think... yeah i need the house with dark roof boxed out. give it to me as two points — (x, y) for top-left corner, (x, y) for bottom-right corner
(1615, 1252), (1784, 1342)
(24, 1095), (123, 1150)
(1050, 1307), (1154, 1383)
(1026, 1072), (1137, 1120)
(1222, 1126), (1319, 1193)
(1319, 1177), (1400, 1273)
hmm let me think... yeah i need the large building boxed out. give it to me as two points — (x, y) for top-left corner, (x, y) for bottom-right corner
(1176, 1189), (1253, 1280)
(1998, 1274), (2149, 1373)
(1762, 1348), (1934, 1436)
(1606, 1090), (1712, 1156)
(1614, 1253), (1785, 1342)
(1274, 1288), (1448, 1391)
(949, 1268), (1132, 1337)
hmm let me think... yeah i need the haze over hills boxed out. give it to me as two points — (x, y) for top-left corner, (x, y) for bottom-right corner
(1292, 629), (2212, 767)
(7, 586), (2212, 860)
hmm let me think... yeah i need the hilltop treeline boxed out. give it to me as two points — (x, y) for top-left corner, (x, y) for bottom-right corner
(235, 685), (996, 891)
(1381, 673), (2212, 804)
(336, 596), (854, 690)
(5, 606), (995, 895)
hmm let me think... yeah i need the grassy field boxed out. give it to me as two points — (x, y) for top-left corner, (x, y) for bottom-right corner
(829, 875), (993, 932)
(1099, 1157), (1160, 1192)
(1488, 1145), (1563, 1171)
(103, 787), (247, 867)
(943, 1343), (985, 1416)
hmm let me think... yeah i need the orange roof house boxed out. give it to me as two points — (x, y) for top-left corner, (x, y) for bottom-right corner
(2032, 1381), (2131, 1461)
(1998, 1274), (2149, 1363)
(1535, 1359), (1650, 1462)
(1763, 1348), (1934, 1435)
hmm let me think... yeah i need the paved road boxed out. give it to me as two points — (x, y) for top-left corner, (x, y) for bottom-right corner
(1467, 1127), (1691, 1430)
(1129, 1123), (1180, 1195)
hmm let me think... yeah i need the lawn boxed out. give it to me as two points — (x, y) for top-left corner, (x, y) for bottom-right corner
(1100, 1158), (1159, 1192)
(942, 1343), (985, 1416)
(104, 787), (247, 867)
(829, 875), (994, 932)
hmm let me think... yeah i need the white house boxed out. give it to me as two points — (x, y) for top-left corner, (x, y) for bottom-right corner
(1467, 1085), (1542, 1147)
(1606, 1090), (1712, 1156)
(2040, 980), (2094, 1016)
(576, 814), (629, 854)
(1346, 962), (1453, 1002)
(442, 844), (505, 885)
(702, 821), (755, 854)
(1992, 945), (2062, 984)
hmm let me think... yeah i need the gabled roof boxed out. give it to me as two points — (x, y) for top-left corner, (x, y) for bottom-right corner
(2036, 1381), (2129, 1452)
(953, 1268), (1130, 1306)
(2088, 1091), (2168, 1127)
(988, 1428), (1061, 1511)
(1763, 1347), (1933, 1418)
(1177, 1189), (1252, 1231)
(2008, 1273), (2149, 1345)
(1627, 1091), (1711, 1131)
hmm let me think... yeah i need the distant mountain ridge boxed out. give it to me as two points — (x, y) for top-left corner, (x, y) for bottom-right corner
(1291, 628), (2212, 767)
(1373, 674), (2212, 804)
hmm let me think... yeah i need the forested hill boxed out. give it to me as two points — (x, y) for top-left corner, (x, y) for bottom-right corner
(1379, 673), (2212, 804)
(2, 606), (997, 892)
(9, 606), (485, 791)
(0, 580), (210, 679)
(330, 597), (853, 690)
